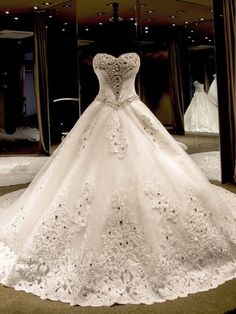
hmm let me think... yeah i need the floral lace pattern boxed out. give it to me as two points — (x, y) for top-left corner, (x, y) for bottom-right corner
(80, 123), (95, 152)
(93, 53), (139, 100)
(144, 181), (233, 265)
(1, 187), (236, 306)
(139, 115), (161, 144)
(144, 181), (178, 223)
(106, 117), (128, 159)
(73, 182), (93, 228)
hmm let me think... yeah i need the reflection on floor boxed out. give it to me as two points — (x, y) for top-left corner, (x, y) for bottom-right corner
(0, 127), (39, 142)
(173, 132), (220, 154)
(0, 140), (40, 154)
(0, 127), (40, 155)
(0, 157), (48, 186)
(190, 151), (220, 181)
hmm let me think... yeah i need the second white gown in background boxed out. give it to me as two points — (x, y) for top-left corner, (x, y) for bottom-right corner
(208, 74), (218, 108)
(184, 80), (219, 133)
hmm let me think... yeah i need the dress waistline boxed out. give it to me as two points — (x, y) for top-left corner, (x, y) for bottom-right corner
(95, 95), (139, 110)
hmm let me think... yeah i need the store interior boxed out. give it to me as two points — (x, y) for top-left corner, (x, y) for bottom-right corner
(0, 0), (230, 181)
(0, 0), (219, 146)
(0, 0), (235, 312)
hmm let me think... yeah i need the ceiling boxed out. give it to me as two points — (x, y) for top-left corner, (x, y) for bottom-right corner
(0, 1), (213, 25)
(0, 0), (214, 44)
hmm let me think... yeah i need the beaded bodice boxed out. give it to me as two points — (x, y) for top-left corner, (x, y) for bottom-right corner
(93, 53), (140, 102)
(194, 81), (204, 92)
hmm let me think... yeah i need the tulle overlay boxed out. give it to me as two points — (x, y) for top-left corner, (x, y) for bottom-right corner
(0, 54), (235, 306)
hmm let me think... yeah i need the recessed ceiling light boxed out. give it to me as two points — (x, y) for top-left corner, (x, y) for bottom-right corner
(191, 30), (194, 33)
(146, 18), (153, 21)
(188, 36), (191, 39)
(200, 18), (204, 21)
(97, 12), (105, 16)
(134, 22), (137, 26)
(49, 15), (53, 18)
(85, 28), (89, 31)
(194, 22), (199, 26)
(210, 9), (213, 13)
(45, 25), (48, 29)
(64, 22), (68, 25)
(63, 4), (71, 8)
(176, 10), (185, 14)
(98, 22), (103, 25)
(5, 11), (10, 14)
(145, 26), (149, 30)
(43, 2), (52, 5)
(130, 17), (134, 21)
(14, 17), (19, 20)
(172, 23), (176, 27)
(208, 39), (212, 42)
(62, 28), (66, 32)
(140, 3), (147, 7)
(192, 39), (195, 42)
(33, 6), (38, 10)
(170, 15), (176, 19)
(146, 10), (154, 14)
(185, 21), (189, 24)
(145, 30), (149, 33)
(205, 36), (208, 39)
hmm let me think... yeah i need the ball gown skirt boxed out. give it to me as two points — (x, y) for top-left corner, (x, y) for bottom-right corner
(0, 53), (235, 306)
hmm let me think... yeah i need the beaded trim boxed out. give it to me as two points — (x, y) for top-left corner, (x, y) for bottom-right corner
(95, 95), (139, 110)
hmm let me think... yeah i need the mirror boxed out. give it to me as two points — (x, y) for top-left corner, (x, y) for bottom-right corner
(46, 0), (79, 147)
(0, 1), (220, 183)
(0, 12), (39, 154)
(137, 0), (220, 180)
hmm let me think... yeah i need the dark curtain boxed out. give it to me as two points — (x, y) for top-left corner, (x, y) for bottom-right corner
(168, 31), (185, 135)
(213, 0), (235, 183)
(34, 10), (51, 155)
(0, 43), (25, 134)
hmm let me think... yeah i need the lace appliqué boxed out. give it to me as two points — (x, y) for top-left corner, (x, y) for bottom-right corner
(96, 95), (139, 110)
(77, 123), (95, 155)
(144, 180), (233, 266)
(103, 193), (145, 254)
(73, 182), (93, 228)
(183, 188), (232, 259)
(93, 53), (139, 100)
(139, 115), (160, 143)
(106, 117), (128, 159)
(144, 182), (178, 223)
(1, 187), (236, 306)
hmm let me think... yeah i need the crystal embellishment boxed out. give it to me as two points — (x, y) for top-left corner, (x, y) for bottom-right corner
(96, 95), (139, 110)
(93, 53), (140, 100)
(106, 117), (128, 159)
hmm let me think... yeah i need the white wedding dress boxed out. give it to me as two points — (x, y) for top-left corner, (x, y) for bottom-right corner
(184, 81), (219, 133)
(208, 74), (218, 107)
(0, 53), (236, 307)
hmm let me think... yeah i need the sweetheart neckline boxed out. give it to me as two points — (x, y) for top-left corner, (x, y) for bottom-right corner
(94, 52), (139, 59)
